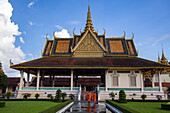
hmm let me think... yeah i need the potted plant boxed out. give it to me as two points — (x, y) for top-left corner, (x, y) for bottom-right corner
(109, 92), (115, 100)
(141, 94), (147, 100)
(5, 92), (12, 99)
(35, 93), (40, 99)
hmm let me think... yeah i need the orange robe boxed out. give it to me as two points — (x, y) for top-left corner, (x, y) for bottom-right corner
(93, 93), (96, 102)
(87, 92), (92, 102)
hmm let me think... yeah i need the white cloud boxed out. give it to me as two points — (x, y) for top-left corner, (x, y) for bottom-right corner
(152, 33), (170, 46)
(136, 42), (143, 47)
(54, 29), (71, 38)
(28, 53), (33, 57)
(55, 25), (63, 30)
(20, 37), (25, 44)
(28, 21), (34, 26)
(0, 0), (25, 76)
(68, 21), (81, 25)
(28, 2), (35, 8)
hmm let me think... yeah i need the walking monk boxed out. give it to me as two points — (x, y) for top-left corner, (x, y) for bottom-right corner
(93, 93), (97, 102)
(87, 92), (92, 102)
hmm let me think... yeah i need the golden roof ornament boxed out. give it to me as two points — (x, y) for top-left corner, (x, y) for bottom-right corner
(84, 5), (94, 32)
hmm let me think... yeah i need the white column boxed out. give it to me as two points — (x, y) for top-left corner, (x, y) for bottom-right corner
(36, 70), (40, 90)
(26, 73), (30, 87)
(105, 70), (108, 91)
(71, 70), (73, 91)
(152, 75), (155, 88)
(19, 70), (24, 90)
(140, 71), (144, 92)
(158, 71), (162, 92)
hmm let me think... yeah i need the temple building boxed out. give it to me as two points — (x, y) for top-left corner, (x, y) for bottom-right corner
(10, 6), (170, 100)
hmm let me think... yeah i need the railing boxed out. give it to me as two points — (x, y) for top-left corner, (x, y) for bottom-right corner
(22, 87), (36, 90)
(22, 87), (79, 91)
(108, 88), (141, 91)
(144, 88), (159, 91)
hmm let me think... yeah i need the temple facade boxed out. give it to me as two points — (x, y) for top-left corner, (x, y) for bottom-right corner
(10, 6), (170, 100)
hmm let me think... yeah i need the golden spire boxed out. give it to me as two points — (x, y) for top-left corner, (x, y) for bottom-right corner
(84, 5), (94, 32)
(158, 52), (161, 63)
(161, 48), (167, 61)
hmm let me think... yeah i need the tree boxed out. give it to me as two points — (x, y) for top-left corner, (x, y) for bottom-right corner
(141, 94), (147, 100)
(55, 89), (62, 102)
(35, 93), (40, 99)
(0, 72), (8, 94)
(61, 92), (67, 101)
(119, 90), (127, 103)
(69, 94), (75, 100)
(5, 92), (12, 99)
(22, 93), (31, 100)
(109, 92), (115, 100)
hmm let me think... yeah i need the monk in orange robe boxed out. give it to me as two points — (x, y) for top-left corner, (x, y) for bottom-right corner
(93, 93), (97, 102)
(87, 92), (92, 102)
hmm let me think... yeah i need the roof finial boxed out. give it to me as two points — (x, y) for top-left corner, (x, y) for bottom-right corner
(46, 34), (49, 40)
(103, 28), (106, 35)
(123, 31), (126, 38)
(84, 5), (94, 32)
(131, 33), (134, 39)
(158, 52), (161, 63)
(73, 28), (76, 35)
(161, 44), (166, 60)
(87, 5), (91, 21)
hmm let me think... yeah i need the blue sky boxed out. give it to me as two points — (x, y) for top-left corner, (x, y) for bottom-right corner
(1, 0), (170, 76)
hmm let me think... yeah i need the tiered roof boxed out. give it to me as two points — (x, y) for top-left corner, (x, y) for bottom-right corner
(10, 6), (170, 71)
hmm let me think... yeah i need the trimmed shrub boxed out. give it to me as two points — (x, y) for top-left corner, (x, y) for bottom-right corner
(106, 100), (140, 113)
(55, 89), (62, 102)
(109, 92), (115, 100)
(22, 93), (31, 100)
(61, 92), (67, 101)
(141, 94), (147, 100)
(5, 92), (12, 99)
(119, 90), (127, 103)
(47, 94), (53, 100)
(35, 93), (40, 99)
(69, 94), (75, 100)
(40, 100), (73, 113)
(0, 101), (5, 107)
(161, 104), (170, 110)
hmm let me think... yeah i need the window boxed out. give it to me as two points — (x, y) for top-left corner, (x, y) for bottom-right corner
(113, 76), (118, 86)
(130, 76), (136, 87)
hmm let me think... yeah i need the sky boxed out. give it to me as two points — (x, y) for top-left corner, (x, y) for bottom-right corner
(0, 0), (170, 77)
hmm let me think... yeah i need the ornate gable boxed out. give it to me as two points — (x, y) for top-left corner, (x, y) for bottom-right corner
(76, 33), (103, 51)
(74, 31), (105, 57)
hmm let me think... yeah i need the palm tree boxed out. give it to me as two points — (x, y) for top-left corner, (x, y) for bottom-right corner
(0, 72), (8, 94)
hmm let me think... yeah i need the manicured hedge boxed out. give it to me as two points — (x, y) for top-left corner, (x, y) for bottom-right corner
(0, 99), (52, 101)
(161, 104), (170, 110)
(40, 100), (72, 113)
(126, 99), (170, 102)
(0, 101), (5, 107)
(106, 100), (140, 113)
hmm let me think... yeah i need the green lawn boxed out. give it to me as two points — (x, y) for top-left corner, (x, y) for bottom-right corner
(107, 100), (170, 113)
(122, 102), (169, 113)
(0, 101), (61, 113)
